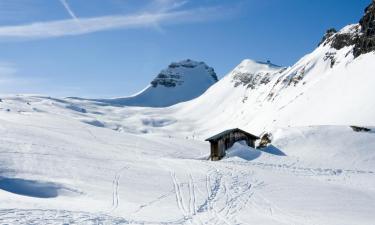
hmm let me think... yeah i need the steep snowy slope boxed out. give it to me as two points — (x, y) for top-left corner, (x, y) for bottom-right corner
(169, 25), (375, 138)
(90, 59), (218, 107)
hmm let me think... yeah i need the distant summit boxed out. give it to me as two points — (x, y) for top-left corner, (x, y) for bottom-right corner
(150, 59), (218, 88)
(94, 59), (218, 107)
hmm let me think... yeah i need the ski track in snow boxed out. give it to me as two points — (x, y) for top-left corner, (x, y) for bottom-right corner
(163, 163), (265, 225)
(110, 166), (129, 213)
(1, 156), (374, 224)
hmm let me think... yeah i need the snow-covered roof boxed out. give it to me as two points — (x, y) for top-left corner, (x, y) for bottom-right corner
(205, 128), (260, 142)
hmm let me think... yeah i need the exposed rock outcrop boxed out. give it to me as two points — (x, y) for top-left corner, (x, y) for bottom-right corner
(353, 0), (375, 57)
(231, 60), (283, 89)
(319, 28), (337, 46)
(350, 126), (372, 132)
(232, 71), (273, 89)
(151, 59), (218, 88)
(321, 1), (375, 58)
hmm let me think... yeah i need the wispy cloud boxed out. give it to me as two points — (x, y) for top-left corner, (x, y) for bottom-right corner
(148, 0), (188, 12)
(0, 4), (230, 40)
(59, 0), (79, 21)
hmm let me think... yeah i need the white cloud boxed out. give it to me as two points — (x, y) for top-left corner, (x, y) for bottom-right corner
(148, 0), (188, 12)
(59, 0), (79, 21)
(0, 6), (227, 40)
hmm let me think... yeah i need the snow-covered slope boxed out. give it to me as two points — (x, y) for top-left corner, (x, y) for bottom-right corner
(72, 22), (374, 139)
(0, 96), (375, 225)
(91, 59), (218, 107)
(1, 1), (375, 225)
(168, 24), (375, 138)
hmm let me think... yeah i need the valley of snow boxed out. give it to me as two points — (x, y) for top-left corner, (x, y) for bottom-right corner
(1, 8), (375, 225)
(0, 95), (374, 225)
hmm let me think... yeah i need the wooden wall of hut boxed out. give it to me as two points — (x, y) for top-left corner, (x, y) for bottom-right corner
(209, 130), (256, 161)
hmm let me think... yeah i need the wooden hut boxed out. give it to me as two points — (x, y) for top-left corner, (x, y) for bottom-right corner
(205, 128), (259, 161)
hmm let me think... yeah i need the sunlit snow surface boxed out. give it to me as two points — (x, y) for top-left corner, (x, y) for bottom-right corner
(1, 26), (375, 224)
(0, 91), (375, 224)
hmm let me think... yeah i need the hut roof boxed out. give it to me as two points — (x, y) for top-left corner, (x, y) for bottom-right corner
(205, 128), (260, 142)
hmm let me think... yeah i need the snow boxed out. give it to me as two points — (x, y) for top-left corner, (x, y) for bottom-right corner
(0, 92), (375, 225)
(85, 59), (218, 107)
(224, 141), (262, 161)
(1, 20), (375, 225)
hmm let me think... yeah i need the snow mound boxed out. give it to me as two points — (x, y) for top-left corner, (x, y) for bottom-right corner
(224, 141), (286, 161)
(271, 125), (375, 170)
(224, 141), (261, 160)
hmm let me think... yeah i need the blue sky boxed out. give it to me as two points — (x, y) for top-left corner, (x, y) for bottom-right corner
(0, 0), (371, 97)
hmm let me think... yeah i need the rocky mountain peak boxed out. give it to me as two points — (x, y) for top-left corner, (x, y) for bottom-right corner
(319, 28), (337, 46)
(230, 59), (284, 89)
(150, 59), (218, 88)
(320, 0), (375, 58)
(353, 0), (375, 57)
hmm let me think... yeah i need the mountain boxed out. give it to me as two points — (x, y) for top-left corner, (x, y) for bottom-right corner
(66, 1), (375, 138)
(1, 1), (375, 225)
(92, 59), (218, 107)
(168, 6), (375, 137)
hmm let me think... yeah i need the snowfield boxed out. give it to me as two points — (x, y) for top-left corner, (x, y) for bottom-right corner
(0, 93), (374, 225)
(1, 15), (375, 225)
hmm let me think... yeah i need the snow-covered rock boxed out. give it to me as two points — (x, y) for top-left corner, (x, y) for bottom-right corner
(231, 59), (284, 89)
(320, 0), (375, 57)
(92, 59), (218, 107)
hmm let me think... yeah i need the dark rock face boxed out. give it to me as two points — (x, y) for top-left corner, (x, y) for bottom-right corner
(150, 72), (183, 88)
(232, 71), (273, 89)
(150, 59), (218, 88)
(319, 28), (337, 46)
(321, 1), (375, 58)
(323, 52), (337, 68)
(331, 33), (358, 50)
(353, 0), (375, 57)
(320, 26), (360, 51)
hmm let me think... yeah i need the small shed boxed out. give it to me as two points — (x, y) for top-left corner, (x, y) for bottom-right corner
(205, 128), (260, 161)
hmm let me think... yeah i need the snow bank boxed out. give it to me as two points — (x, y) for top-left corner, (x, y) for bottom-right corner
(223, 141), (260, 160)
